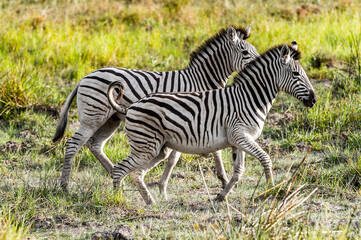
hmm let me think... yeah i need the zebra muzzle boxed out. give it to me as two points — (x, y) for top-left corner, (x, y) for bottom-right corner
(302, 89), (317, 108)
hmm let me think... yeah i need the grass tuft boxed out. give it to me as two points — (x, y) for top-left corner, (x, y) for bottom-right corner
(0, 214), (30, 240)
(0, 72), (30, 118)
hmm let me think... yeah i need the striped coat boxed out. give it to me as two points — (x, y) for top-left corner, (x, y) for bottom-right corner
(109, 42), (317, 204)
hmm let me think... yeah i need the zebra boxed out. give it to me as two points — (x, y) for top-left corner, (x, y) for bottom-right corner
(108, 41), (317, 204)
(53, 26), (259, 197)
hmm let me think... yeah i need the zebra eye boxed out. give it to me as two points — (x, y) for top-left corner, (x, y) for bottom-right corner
(242, 50), (249, 55)
(292, 71), (301, 77)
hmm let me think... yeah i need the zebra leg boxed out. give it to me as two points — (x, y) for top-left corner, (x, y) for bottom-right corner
(60, 125), (95, 190)
(86, 114), (122, 174)
(113, 147), (172, 204)
(215, 148), (245, 202)
(233, 136), (274, 186)
(159, 150), (228, 199)
(212, 150), (229, 188)
(112, 155), (139, 190)
(158, 150), (181, 200)
(130, 147), (172, 204)
(130, 170), (155, 205)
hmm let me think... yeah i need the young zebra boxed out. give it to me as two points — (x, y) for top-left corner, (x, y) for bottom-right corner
(108, 41), (317, 204)
(53, 26), (259, 196)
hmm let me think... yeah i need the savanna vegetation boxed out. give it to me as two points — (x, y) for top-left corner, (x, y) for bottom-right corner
(1, 0), (361, 238)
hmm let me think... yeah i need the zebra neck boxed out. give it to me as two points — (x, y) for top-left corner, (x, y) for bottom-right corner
(231, 65), (280, 124)
(184, 45), (233, 91)
(181, 63), (231, 91)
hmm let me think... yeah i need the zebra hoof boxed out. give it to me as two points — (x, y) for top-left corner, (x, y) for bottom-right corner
(160, 193), (168, 201)
(113, 181), (121, 191)
(214, 194), (226, 202)
(221, 181), (229, 189)
(60, 182), (69, 192)
(145, 197), (156, 205)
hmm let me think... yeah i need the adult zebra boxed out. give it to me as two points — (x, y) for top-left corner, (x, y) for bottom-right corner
(108, 41), (317, 204)
(53, 26), (259, 195)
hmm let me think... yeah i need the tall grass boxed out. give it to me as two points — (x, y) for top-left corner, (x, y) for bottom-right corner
(194, 149), (358, 239)
(0, 214), (30, 240)
(1, 0), (361, 238)
(0, 0), (360, 117)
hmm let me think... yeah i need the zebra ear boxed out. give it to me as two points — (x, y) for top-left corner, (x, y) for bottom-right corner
(227, 26), (239, 43)
(243, 25), (251, 39)
(280, 44), (291, 64)
(238, 25), (251, 40)
(291, 40), (298, 51)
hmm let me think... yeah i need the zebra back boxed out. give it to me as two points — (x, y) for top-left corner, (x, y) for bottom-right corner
(121, 43), (316, 154)
(79, 26), (258, 123)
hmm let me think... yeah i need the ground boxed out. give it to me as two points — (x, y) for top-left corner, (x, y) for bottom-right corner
(1, 0), (361, 239)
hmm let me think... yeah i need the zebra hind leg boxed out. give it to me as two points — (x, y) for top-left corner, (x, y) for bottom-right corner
(86, 114), (122, 174)
(60, 125), (96, 190)
(112, 155), (138, 190)
(113, 147), (172, 204)
(215, 148), (245, 202)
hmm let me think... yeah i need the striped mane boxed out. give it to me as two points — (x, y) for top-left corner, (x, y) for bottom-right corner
(233, 44), (302, 83)
(261, 44), (302, 60)
(188, 26), (250, 67)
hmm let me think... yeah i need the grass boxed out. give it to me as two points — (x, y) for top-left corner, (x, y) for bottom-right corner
(1, 0), (361, 238)
(0, 213), (30, 240)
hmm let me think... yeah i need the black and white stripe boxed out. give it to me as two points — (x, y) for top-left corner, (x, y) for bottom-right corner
(109, 42), (317, 204)
(53, 26), (259, 195)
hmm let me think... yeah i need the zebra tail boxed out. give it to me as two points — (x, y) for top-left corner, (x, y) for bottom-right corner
(107, 81), (127, 115)
(52, 83), (79, 142)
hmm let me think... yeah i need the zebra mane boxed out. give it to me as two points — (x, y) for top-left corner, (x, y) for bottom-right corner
(188, 26), (250, 67)
(233, 44), (302, 83)
(265, 44), (302, 60)
(245, 43), (301, 65)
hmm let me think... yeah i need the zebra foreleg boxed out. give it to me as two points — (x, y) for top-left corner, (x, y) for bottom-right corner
(213, 150), (229, 188)
(233, 136), (275, 186)
(159, 150), (228, 199)
(86, 114), (122, 174)
(215, 148), (245, 202)
(130, 170), (155, 205)
(158, 150), (181, 200)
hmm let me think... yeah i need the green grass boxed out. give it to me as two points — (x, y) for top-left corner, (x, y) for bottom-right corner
(0, 215), (30, 240)
(1, 0), (361, 238)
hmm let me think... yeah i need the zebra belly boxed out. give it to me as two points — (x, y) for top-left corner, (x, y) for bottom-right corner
(165, 135), (229, 154)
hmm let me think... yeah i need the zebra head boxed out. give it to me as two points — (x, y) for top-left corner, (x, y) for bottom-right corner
(227, 25), (259, 71)
(278, 41), (317, 108)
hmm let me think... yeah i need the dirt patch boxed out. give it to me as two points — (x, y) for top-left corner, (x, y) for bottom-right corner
(24, 159), (42, 170)
(92, 224), (133, 240)
(267, 112), (295, 126)
(54, 214), (78, 227)
(0, 141), (22, 152)
(15, 130), (33, 139)
(296, 4), (321, 19)
(32, 216), (54, 230)
(31, 214), (106, 235)
(31, 104), (59, 117)
(306, 200), (324, 213)
(0, 140), (34, 153)
(146, 181), (159, 188)
(190, 201), (212, 211)
(1, 130), (36, 153)
(171, 172), (187, 179)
